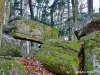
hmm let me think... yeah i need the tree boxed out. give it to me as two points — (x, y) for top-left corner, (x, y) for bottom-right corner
(87, 0), (93, 15)
(71, 0), (78, 26)
(67, 0), (70, 17)
(10, 0), (24, 17)
(99, 0), (100, 12)
(4, 0), (11, 25)
(20, 0), (23, 16)
(28, 0), (34, 19)
(0, 0), (5, 49)
(41, 0), (49, 22)
(50, 0), (59, 25)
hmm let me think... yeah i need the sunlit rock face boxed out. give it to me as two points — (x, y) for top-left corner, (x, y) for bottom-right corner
(36, 39), (81, 75)
(80, 31), (100, 74)
(6, 18), (59, 43)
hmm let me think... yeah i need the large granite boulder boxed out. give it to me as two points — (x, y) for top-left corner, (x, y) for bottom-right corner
(36, 39), (81, 75)
(6, 19), (59, 43)
(0, 58), (27, 75)
(80, 31), (100, 74)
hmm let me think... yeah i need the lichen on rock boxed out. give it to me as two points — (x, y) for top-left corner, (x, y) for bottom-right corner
(36, 39), (81, 75)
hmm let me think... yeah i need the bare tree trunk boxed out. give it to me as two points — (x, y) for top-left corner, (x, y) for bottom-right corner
(20, 0), (23, 16)
(71, 0), (78, 26)
(4, 0), (11, 25)
(28, 0), (34, 19)
(50, 0), (59, 26)
(67, 0), (70, 17)
(50, 8), (54, 25)
(87, 0), (93, 15)
(75, 0), (78, 26)
(99, 0), (100, 12)
(0, 0), (5, 49)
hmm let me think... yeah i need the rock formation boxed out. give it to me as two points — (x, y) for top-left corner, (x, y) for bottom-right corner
(36, 39), (81, 75)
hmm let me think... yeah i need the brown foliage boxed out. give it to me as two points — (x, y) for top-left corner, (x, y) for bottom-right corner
(18, 56), (55, 75)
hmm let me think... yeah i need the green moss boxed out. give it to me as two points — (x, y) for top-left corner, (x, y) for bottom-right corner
(36, 39), (81, 75)
(24, 20), (59, 40)
(43, 25), (59, 40)
(80, 31), (100, 48)
(80, 31), (100, 72)
(43, 39), (81, 52)
(18, 16), (26, 20)
(13, 19), (59, 42)
(0, 58), (27, 75)
(0, 41), (22, 57)
(23, 20), (39, 29)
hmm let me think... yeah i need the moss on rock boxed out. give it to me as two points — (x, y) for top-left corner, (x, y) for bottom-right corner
(80, 31), (100, 48)
(0, 41), (21, 57)
(0, 58), (27, 75)
(10, 19), (59, 43)
(36, 39), (81, 75)
(80, 31), (100, 74)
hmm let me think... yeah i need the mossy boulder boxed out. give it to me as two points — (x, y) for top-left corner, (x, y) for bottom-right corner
(0, 34), (21, 57)
(8, 19), (59, 43)
(80, 31), (100, 74)
(36, 39), (81, 75)
(1, 42), (21, 57)
(0, 58), (27, 75)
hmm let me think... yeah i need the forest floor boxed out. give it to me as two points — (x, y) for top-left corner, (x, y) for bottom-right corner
(18, 56), (55, 75)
